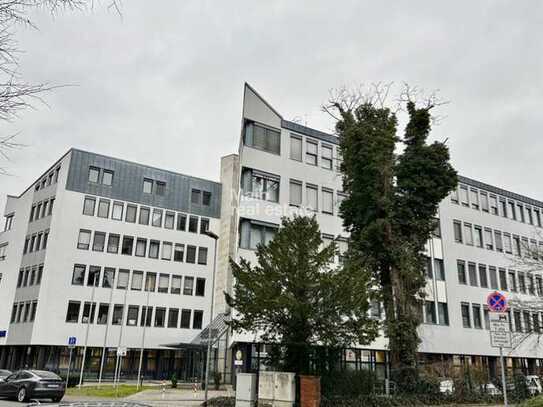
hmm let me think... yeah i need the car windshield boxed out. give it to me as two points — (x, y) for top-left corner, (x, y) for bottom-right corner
(32, 370), (60, 379)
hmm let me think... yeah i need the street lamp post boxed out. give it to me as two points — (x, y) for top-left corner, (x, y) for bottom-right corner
(203, 230), (219, 405)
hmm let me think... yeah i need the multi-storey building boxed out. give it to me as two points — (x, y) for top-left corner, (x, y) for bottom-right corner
(2, 83), (543, 383)
(0, 149), (221, 380)
(214, 84), (543, 381)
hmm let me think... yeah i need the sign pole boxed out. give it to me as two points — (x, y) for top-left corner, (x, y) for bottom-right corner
(499, 346), (508, 407)
(66, 347), (73, 387)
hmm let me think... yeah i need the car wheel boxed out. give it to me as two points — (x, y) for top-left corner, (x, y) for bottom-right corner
(17, 387), (28, 402)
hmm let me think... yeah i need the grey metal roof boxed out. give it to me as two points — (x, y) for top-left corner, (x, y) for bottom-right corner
(65, 149), (222, 218)
(282, 119), (339, 145)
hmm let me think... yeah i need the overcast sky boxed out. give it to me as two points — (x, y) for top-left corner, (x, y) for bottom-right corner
(1, 1), (543, 211)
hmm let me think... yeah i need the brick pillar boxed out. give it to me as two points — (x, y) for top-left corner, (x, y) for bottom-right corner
(300, 375), (321, 407)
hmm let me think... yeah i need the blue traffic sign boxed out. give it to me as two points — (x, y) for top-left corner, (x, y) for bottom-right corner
(0, 330), (6, 338)
(487, 291), (508, 312)
(68, 337), (77, 346)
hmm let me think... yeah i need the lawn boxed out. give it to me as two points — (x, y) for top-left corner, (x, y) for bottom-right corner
(66, 384), (153, 398)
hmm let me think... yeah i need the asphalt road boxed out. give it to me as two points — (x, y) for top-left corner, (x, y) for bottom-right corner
(0, 398), (58, 406)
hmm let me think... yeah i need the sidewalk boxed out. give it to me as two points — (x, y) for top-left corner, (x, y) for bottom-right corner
(126, 388), (233, 406)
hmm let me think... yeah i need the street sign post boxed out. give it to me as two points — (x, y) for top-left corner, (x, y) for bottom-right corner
(66, 337), (77, 387)
(486, 293), (509, 407)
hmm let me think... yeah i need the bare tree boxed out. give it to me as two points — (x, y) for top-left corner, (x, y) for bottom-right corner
(0, 0), (119, 174)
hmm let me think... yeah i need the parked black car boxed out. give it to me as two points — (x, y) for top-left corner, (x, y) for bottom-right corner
(0, 370), (65, 402)
(0, 370), (11, 382)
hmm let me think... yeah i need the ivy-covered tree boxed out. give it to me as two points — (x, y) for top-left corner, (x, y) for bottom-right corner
(226, 215), (378, 374)
(329, 90), (458, 387)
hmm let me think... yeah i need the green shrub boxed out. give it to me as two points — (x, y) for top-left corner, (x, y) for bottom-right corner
(321, 369), (378, 398)
(201, 396), (235, 407)
(321, 392), (502, 407)
(522, 395), (543, 407)
(171, 373), (177, 389)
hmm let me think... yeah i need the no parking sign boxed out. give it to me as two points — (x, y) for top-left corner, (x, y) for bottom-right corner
(486, 291), (508, 312)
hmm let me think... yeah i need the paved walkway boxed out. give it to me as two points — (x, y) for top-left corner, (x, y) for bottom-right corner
(126, 388), (232, 406)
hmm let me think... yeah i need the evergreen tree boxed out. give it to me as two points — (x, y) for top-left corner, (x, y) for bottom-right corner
(226, 215), (378, 374)
(332, 96), (458, 388)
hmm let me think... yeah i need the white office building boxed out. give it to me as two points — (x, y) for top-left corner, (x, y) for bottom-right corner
(0, 149), (221, 380)
(2, 84), (543, 382)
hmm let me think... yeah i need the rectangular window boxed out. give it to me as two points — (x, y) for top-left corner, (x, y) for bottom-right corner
(478, 264), (488, 288)
(474, 226), (483, 248)
(514, 311), (522, 332)
(83, 197), (96, 216)
(66, 301), (81, 323)
(289, 180), (302, 206)
(186, 245), (197, 263)
(121, 236), (134, 255)
(198, 247), (208, 265)
(425, 302), (437, 324)
(453, 220), (462, 243)
(112, 305), (124, 325)
(143, 178), (153, 194)
(158, 274), (169, 293)
(127, 305), (139, 326)
(527, 207), (533, 224)
(156, 181), (166, 196)
(188, 216), (199, 233)
(480, 192), (489, 212)
(504, 233), (512, 254)
(483, 306), (490, 330)
(470, 189), (479, 209)
(42, 201), (48, 218)
(168, 308), (179, 328)
(508, 201), (516, 220)
(180, 309), (191, 328)
(29, 235), (35, 252)
(139, 207), (150, 225)
(457, 260), (467, 285)
(244, 122), (281, 154)
(191, 189), (201, 205)
(489, 267), (498, 290)
(176, 213), (187, 231)
(171, 276), (182, 294)
(306, 140), (318, 165)
(460, 185), (469, 206)
(92, 232), (106, 252)
(174, 243), (184, 262)
(290, 135), (302, 161)
(321, 145), (333, 170)
(322, 189), (334, 214)
(87, 266), (101, 287)
(437, 302), (449, 325)
(200, 218), (209, 234)
(509, 271), (517, 292)
(102, 169), (113, 186)
(145, 272), (156, 292)
(72, 264), (86, 285)
(536, 209), (542, 227)
(112, 202), (123, 220)
(536, 276), (543, 296)
(518, 203), (525, 222)
(96, 304), (109, 325)
(519, 272), (526, 294)
(117, 269), (129, 289)
(432, 259), (444, 281)
(77, 230), (91, 250)
(196, 278), (205, 296)
(88, 167), (100, 183)
(107, 234), (120, 254)
(494, 231), (503, 252)
(499, 268), (508, 291)
(463, 223), (473, 245)
(82, 302), (96, 324)
(126, 205), (137, 223)
(11, 304), (18, 323)
(162, 242), (173, 260)
(468, 263), (478, 287)
(165, 212), (175, 229)
(131, 271), (143, 291)
(149, 240), (160, 259)
(152, 209), (163, 227)
(306, 184), (318, 211)
(461, 303), (471, 328)
(484, 228), (493, 250)
(42, 231), (48, 250)
(135, 238), (147, 257)
(184, 276), (194, 295)
(193, 310), (203, 329)
(154, 308), (166, 327)
(141, 306), (153, 327)
(451, 188), (459, 204)
(203, 191), (212, 206)
(472, 304), (482, 329)
(513, 236), (521, 256)
(241, 168), (280, 203)
(102, 268), (115, 288)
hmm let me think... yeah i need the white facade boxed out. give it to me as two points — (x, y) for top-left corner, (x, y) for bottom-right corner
(215, 84), (543, 373)
(0, 149), (221, 377)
